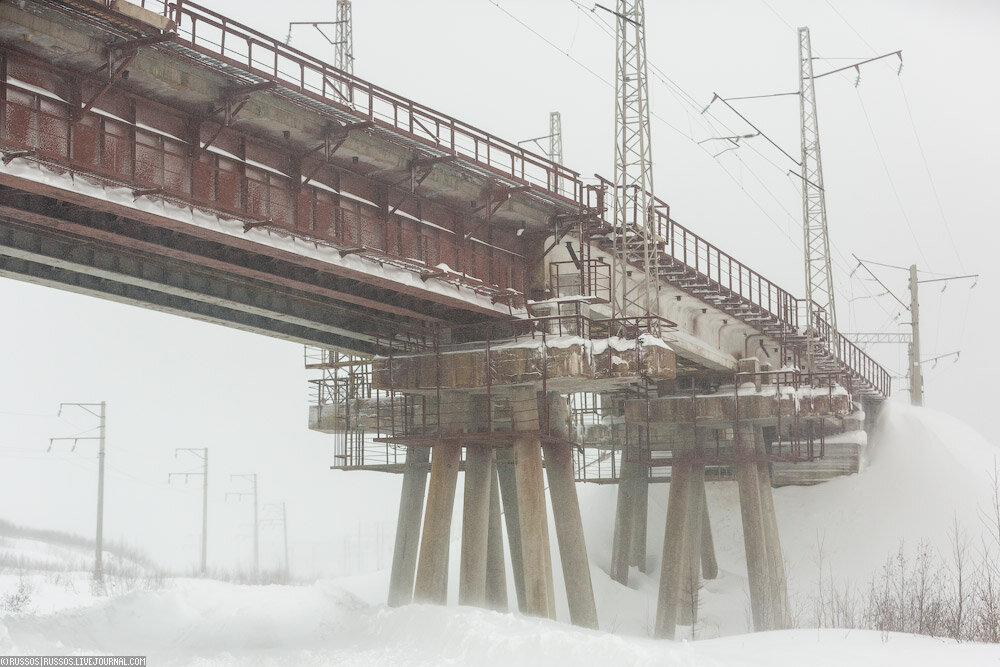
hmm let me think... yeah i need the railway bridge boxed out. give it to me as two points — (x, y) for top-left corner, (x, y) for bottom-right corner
(0, 0), (889, 638)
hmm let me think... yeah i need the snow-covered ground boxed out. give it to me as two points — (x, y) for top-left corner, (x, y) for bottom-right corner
(3, 401), (1000, 664)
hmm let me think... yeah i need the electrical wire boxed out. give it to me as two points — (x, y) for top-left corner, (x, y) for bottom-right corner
(854, 88), (931, 269)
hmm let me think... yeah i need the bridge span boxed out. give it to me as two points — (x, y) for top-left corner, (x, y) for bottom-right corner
(0, 0), (889, 639)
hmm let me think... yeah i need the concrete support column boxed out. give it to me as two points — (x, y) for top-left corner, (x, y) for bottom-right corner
(700, 486), (719, 580)
(754, 425), (789, 628)
(543, 393), (599, 629)
(654, 442), (692, 639)
(459, 444), (493, 607)
(496, 447), (526, 612)
(485, 458), (508, 611)
(610, 444), (640, 584)
(630, 443), (649, 572)
(511, 386), (555, 619)
(735, 423), (772, 631)
(678, 453), (706, 626)
(387, 445), (431, 607)
(413, 394), (467, 605)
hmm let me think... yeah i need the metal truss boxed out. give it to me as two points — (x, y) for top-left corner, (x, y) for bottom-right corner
(798, 27), (838, 339)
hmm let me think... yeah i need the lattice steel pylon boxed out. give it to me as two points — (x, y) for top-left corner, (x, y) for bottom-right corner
(612, 0), (660, 325)
(798, 27), (837, 341)
(335, 0), (353, 76)
(549, 111), (563, 193)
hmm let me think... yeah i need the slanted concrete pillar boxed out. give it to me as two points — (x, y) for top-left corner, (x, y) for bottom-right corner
(754, 425), (789, 628)
(678, 452), (706, 626)
(654, 441), (692, 639)
(610, 444), (640, 584)
(459, 444), (493, 607)
(700, 486), (719, 580)
(511, 386), (555, 619)
(543, 393), (599, 629)
(387, 445), (431, 607)
(485, 458), (508, 611)
(496, 447), (526, 612)
(630, 444), (649, 573)
(735, 423), (772, 631)
(413, 394), (467, 605)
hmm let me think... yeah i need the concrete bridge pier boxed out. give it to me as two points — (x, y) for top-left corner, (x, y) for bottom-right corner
(734, 423), (773, 631)
(700, 486), (719, 580)
(511, 386), (556, 618)
(543, 392), (599, 629)
(610, 442), (642, 584)
(496, 447), (527, 612)
(678, 449), (707, 626)
(387, 445), (431, 607)
(459, 444), (495, 607)
(413, 394), (468, 604)
(485, 459), (508, 611)
(754, 425), (789, 628)
(654, 440), (693, 639)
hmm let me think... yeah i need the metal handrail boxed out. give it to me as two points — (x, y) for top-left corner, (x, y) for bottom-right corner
(120, 0), (585, 202)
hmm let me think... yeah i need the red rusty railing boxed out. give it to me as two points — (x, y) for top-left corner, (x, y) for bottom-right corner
(107, 0), (584, 203)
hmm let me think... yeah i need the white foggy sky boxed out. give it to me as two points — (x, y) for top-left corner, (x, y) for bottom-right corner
(1, 0), (997, 571)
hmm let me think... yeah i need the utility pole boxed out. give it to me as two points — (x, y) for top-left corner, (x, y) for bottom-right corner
(908, 264), (923, 406)
(851, 257), (976, 405)
(335, 0), (353, 77)
(285, 0), (352, 101)
(610, 0), (660, 324)
(227, 473), (259, 575)
(263, 502), (290, 574)
(169, 448), (209, 574)
(50, 402), (106, 583)
(798, 27), (838, 359)
(517, 112), (564, 193)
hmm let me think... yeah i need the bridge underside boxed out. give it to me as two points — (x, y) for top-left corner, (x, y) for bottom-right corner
(0, 180), (499, 353)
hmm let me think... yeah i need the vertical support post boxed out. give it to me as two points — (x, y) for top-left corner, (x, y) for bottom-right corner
(908, 263), (923, 406)
(654, 441), (692, 639)
(543, 393), (599, 629)
(485, 456), (508, 611)
(629, 441), (649, 572)
(281, 502), (289, 574)
(511, 386), (554, 619)
(700, 486), (718, 580)
(610, 441), (638, 584)
(413, 393), (466, 605)
(496, 447), (527, 612)
(95, 401), (106, 583)
(413, 442), (461, 604)
(735, 423), (771, 631)
(252, 473), (259, 576)
(387, 445), (431, 607)
(459, 444), (493, 607)
(201, 448), (208, 575)
(678, 450), (706, 626)
(754, 426), (789, 628)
